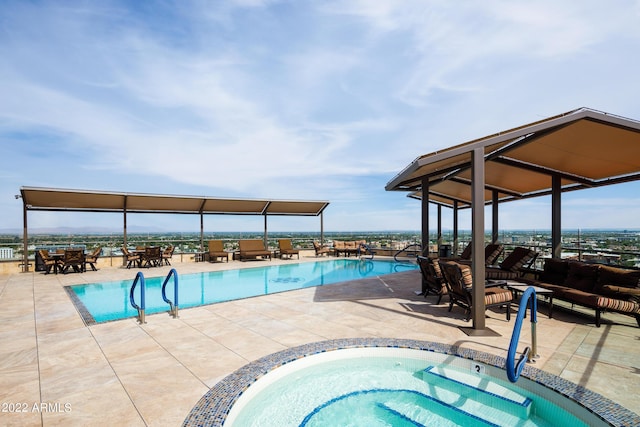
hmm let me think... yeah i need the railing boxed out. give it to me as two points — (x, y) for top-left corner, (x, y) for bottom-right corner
(161, 268), (179, 318)
(394, 243), (422, 262)
(357, 243), (376, 260)
(129, 272), (146, 324)
(506, 287), (538, 382)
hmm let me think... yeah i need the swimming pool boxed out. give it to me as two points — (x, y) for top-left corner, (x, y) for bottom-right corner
(184, 339), (639, 426)
(66, 259), (417, 324)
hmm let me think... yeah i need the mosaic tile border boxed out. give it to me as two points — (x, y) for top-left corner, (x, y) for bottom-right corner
(182, 338), (640, 427)
(63, 285), (97, 326)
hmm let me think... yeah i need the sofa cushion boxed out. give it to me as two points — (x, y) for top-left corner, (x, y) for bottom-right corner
(564, 262), (599, 292)
(539, 258), (569, 285)
(596, 265), (640, 291)
(596, 296), (640, 314)
(560, 288), (600, 308)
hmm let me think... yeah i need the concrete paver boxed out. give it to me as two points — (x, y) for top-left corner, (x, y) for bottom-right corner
(1, 254), (638, 425)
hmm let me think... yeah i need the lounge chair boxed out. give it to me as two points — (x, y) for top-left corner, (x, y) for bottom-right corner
(238, 239), (271, 261)
(313, 241), (332, 257)
(484, 247), (538, 280)
(162, 245), (174, 265)
(458, 242), (472, 260)
(484, 243), (504, 266)
(84, 246), (102, 271)
(277, 239), (299, 259)
(456, 243), (504, 267)
(208, 240), (229, 262)
(122, 247), (141, 269)
(417, 256), (447, 304)
(440, 261), (512, 321)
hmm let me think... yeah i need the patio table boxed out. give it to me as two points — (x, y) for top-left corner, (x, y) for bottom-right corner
(505, 281), (554, 318)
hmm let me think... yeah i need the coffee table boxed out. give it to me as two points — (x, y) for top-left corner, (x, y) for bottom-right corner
(505, 282), (554, 318)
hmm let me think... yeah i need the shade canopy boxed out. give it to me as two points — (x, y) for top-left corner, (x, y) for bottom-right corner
(386, 108), (640, 207)
(19, 187), (329, 216)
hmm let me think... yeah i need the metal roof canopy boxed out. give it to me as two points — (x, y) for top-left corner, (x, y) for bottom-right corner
(18, 187), (329, 272)
(386, 107), (640, 208)
(19, 187), (329, 216)
(386, 107), (640, 335)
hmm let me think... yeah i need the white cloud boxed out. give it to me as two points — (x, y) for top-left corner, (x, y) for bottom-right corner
(1, 0), (639, 231)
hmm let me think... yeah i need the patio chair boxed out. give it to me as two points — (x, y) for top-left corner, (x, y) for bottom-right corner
(61, 248), (85, 274)
(122, 247), (141, 269)
(84, 246), (102, 271)
(484, 247), (538, 280)
(162, 245), (174, 265)
(417, 256), (447, 304)
(313, 241), (332, 257)
(142, 246), (162, 267)
(208, 240), (229, 262)
(39, 249), (62, 274)
(440, 261), (512, 321)
(278, 239), (299, 259)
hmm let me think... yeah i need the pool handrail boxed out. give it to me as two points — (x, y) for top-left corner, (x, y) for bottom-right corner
(357, 243), (375, 260)
(394, 243), (422, 262)
(129, 271), (146, 324)
(161, 268), (179, 318)
(506, 286), (538, 382)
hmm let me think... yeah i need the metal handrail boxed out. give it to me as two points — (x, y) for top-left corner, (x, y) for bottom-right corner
(129, 271), (146, 324)
(357, 243), (375, 260)
(161, 268), (179, 318)
(506, 287), (538, 382)
(394, 243), (422, 262)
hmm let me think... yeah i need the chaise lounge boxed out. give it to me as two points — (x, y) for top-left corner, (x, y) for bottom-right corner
(277, 239), (299, 259)
(208, 240), (229, 262)
(484, 247), (538, 280)
(238, 239), (272, 261)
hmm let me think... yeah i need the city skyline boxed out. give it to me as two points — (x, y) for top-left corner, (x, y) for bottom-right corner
(2, 1), (640, 232)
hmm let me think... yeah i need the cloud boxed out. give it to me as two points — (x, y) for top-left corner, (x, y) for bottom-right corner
(1, 0), (639, 232)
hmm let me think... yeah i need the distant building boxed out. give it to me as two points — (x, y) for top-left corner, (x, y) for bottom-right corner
(0, 247), (14, 259)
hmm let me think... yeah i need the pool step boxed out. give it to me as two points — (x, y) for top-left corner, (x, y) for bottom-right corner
(421, 365), (532, 419)
(376, 391), (503, 426)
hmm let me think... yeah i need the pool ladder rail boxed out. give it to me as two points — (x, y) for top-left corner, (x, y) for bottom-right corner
(506, 286), (539, 383)
(129, 272), (146, 324)
(357, 243), (376, 260)
(393, 243), (422, 262)
(129, 269), (180, 324)
(161, 268), (179, 319)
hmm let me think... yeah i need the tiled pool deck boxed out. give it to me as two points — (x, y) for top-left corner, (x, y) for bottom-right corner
(1, 253), (639, 426)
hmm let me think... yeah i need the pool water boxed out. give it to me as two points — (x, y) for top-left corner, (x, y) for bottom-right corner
(68, 259), (416, 323)
(225, 348), (595, 427)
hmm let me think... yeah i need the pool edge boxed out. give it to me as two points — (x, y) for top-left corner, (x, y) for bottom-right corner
(182, 338), (640, 427)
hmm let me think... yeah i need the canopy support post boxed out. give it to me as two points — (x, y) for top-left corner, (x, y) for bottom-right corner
(552, 175), (562, 259)
(421, 177), (430, 256)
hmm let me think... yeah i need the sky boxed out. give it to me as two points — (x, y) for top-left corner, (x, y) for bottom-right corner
(1, 0), (640, 233)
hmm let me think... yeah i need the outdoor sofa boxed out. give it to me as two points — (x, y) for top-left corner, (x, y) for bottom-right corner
(516, 258), (640, 327)
(333, 240), (366, 257)
(238, 239), (272, 261)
